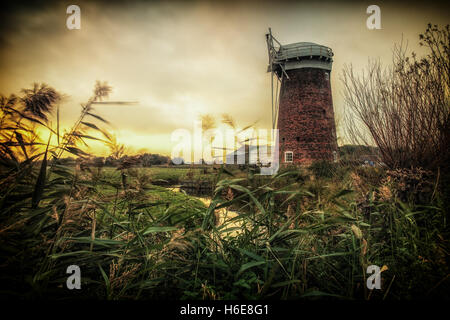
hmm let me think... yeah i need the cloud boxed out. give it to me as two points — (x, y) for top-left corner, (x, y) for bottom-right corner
(0, 0), (448, 154)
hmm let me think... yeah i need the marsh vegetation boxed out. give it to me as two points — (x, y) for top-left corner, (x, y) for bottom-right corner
(0, 25), (448, 300)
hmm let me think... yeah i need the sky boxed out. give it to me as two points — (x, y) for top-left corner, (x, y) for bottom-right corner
(0, 0), (448, 158)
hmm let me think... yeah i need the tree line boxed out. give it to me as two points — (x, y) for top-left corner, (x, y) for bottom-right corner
(58, 152), (172, 167)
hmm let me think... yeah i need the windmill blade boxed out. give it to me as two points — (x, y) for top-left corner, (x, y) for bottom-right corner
(273, 72), (283, 129)
(211, 146), (235, 151)
(271, 68), (275, 129)
(238, 137), (258, 144)
(266, 28), (291, 130)
(273, 73), (278, 129)
(267, 28), (286, 130)
(267, 29), (275, 130)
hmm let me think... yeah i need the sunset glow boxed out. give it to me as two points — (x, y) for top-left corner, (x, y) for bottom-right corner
(1, 1), (448, 156)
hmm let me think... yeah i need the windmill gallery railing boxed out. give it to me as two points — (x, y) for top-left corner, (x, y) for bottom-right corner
(275, 43), (333, 62)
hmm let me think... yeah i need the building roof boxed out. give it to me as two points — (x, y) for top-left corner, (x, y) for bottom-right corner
(276, 42), (333, 61)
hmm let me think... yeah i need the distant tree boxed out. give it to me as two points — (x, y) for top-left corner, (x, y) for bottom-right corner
(92, 156), (105, 168)
(140, 153), (170, 166)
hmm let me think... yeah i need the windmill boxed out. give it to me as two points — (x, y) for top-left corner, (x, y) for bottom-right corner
(265, 28), (338, 165)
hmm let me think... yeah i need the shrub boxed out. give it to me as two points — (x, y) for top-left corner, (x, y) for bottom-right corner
(309, 160), (336, 179)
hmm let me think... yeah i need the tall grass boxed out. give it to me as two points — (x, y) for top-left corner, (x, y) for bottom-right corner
(0, 84), (447, 300)
(2, 159), (447, 299)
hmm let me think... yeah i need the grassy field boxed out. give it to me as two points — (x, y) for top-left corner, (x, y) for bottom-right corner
(1, 161), (447, 300)
(99, 165), (245, 186)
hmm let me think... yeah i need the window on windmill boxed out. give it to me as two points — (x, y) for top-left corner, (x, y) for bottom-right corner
(285, 151), (293, 163)
(325, 72), (329, 81)
(296, 137), (300, 142)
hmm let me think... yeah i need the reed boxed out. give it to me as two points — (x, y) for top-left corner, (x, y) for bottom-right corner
(0, 83), (447, 300)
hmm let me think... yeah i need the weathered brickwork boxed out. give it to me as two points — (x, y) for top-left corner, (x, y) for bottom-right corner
(278, 67), (338, 165)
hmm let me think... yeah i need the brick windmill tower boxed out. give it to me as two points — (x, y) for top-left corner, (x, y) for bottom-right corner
(266, 29), (338, 165)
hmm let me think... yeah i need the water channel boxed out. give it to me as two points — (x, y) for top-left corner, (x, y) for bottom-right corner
(167, 185), (242, 236)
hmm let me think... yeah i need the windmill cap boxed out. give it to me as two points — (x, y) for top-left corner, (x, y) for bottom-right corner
(278, 42), (334, 60)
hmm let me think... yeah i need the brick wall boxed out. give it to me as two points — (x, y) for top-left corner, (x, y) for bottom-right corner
(277, 67), (338, 165)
